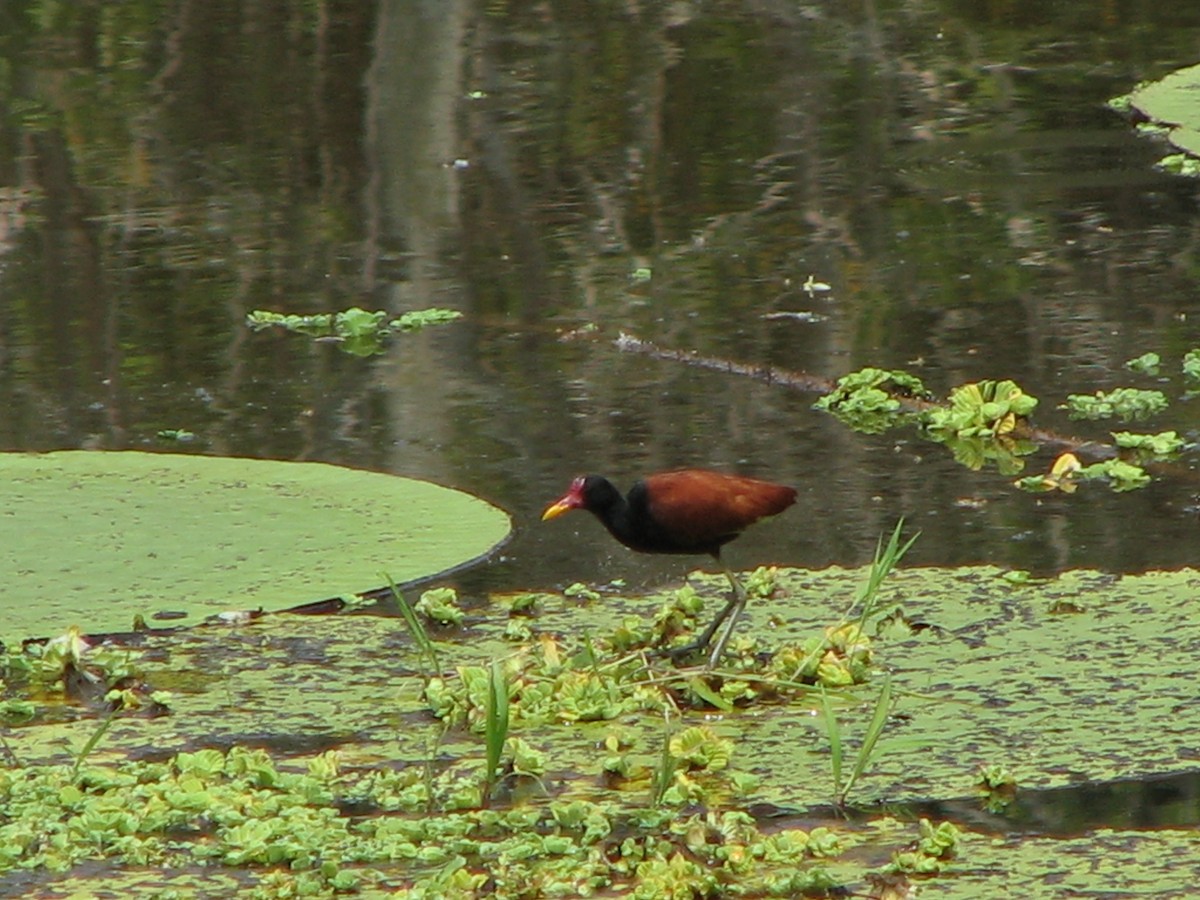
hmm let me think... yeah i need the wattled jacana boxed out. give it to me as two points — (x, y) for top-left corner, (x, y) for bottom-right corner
(542, 469), (796, 665)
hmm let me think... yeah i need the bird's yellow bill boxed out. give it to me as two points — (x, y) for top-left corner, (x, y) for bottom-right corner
(542, 500), (573, 521)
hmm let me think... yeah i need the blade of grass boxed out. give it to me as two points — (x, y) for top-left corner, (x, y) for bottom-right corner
(839, 675), (894, 805)
(854, 519), (919, 628)
(73, 710), (117, 777)
(386, 573), (440, 674)
(819, 686), (844, 802)
(651, 721), (678, 807)
(482, 659), (509, 806)
(792, 520), (917, 683)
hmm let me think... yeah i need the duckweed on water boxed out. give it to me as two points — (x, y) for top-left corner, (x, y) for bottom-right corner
(6, 564), (1200, 896)
(0, 745), (895, 898)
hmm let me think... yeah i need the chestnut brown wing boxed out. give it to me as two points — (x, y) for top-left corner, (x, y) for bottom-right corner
(641, 470), (796, 551)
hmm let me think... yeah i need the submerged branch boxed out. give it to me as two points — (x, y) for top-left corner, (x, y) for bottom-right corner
(611, 331), (1117, 463)
(613, 332), (834, 393)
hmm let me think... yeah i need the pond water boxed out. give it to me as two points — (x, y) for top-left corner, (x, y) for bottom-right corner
(2, 4), (1200, 598)
(5, 6), (1200, 894)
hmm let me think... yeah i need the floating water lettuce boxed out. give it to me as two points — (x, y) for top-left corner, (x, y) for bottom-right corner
(1062, 388), (1167, 421)
(246, 306), (461, 355)
(814, 368), (930, 433)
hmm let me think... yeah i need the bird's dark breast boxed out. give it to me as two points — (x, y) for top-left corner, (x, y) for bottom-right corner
(620, 515), (730, 556)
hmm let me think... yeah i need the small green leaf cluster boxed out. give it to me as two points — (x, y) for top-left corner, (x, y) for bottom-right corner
(886, 819), (962, 875)
(563, 582), (602, 602)
(768, 622), (874, 688)
(1159, 154), (1200, 176)
(976, 764), (1017, 813)
(814, 368), (930, 433)
(0, 747), (346, 879)
(1125, 352), (1161, 375)
(1183, 349), (1200, 381)
(1080, 459), (1153, 492)
(1062, 388), (1167, 421)
(1112, 430), (1184, 458)
(925, 380), (1037, 439)
(820, 371), (1040, 474)
(602, 587), (705, 653)
(415, 587), (465, 626)
(246, 307), (461, 356)
(1015, 457), (1152, 494)
(1106, 92), (1134, 113)
(668, 725), (733, 772)
(423, 650), (664, 732)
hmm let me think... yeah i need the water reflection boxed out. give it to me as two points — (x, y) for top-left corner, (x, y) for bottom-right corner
(1, 2), (1199, 601)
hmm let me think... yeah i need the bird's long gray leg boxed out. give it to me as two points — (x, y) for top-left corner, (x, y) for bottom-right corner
(663, 561), (746, 664)
(705, 564), (748, 667)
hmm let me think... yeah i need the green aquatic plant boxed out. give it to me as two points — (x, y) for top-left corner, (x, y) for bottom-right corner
(854, 520), (917, 628)
(817, 364), (1191, 488)
(504, 592), (541, 615)
(1062, 387), (1168, 421)
(668, 725), (733, 772)
(885, 819), (962, 874)
(246, 306), (461, 356)
(154, 428), (195, 442)
(1124, 352), (1161, 375)
(389, 576), (441, 675)
(808, 522), (911, 806)
(650, 724), (679, 808)
(12, 562), (1200, 896)
(1160, 153), (1200, 176)
(415, 587), (466, 626)
(1112, 430), (1184, 458)
(649, 586), (707, 649)
(424, 641), (661, 735)
(770, 622), (873, 688)
(820, 676), (894, 808)
(600, 733), (634, 779)
(1078, 458), (1152, 492)
(1, 451), (511, 640)
(71, 711), (119, 777)
(925, 379), (1038, 439)
(563, 582), (602, 602)
(977, 764), (1018, 813)
(923, 380), (1039, 474)
(815, 367), (930, 433)
(1183, 348), (1200, 381)
(1019, 455), (1152, 494)
(482, 660), (510, 804)
(1013, 452), (1083, 494)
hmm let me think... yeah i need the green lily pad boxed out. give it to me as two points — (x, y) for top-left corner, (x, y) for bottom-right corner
(1, 451), (510, 640)
(1127, 63), (1200, 157)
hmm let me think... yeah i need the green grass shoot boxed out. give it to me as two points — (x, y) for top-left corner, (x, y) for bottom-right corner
(651, 721), (678, 806)
(386, 573), (440, 675)
(482, 660), (510, 805)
